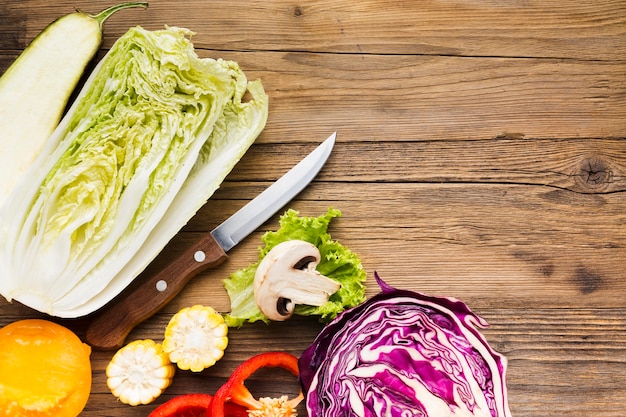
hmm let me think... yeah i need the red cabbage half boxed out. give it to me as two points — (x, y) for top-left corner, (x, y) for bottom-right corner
(298, 273), (512, 417)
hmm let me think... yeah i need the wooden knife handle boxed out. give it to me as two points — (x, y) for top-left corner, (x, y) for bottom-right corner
(85, 233), (228, 350)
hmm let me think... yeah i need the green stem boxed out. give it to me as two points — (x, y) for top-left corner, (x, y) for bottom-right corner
(89, 2), (149, 30)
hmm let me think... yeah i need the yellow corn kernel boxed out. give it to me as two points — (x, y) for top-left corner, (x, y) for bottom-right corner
(162, 305), (229, 372)
(106, 339), (175, 406)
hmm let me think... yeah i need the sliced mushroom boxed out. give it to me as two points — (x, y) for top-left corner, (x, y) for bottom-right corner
(254, 240), (341, 321)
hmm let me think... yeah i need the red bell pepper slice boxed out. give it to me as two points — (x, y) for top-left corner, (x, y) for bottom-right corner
(149, 393), (247, 417)
(209, 351), (304, 417)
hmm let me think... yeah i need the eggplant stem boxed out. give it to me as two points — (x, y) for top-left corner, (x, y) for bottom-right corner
(89, 2), (149, 29)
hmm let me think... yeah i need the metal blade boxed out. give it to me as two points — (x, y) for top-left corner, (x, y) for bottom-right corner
(211, 132), (336, 252)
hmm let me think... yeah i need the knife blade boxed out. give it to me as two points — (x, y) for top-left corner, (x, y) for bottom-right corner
(85, 132), (336, 349)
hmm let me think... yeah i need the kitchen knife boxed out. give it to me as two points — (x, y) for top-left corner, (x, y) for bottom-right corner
(85, 132), (336, 349)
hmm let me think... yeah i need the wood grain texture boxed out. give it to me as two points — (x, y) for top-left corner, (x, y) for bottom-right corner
(4, 0), (626, 60)
(1, 0), (625, 416)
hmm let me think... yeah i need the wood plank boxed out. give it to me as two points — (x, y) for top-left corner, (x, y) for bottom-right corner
(222, 138), (626, 193)
(485, 308), (626, 417)
(139, 180), (625, 311)
(5, 0), (626, 60)
(3, 49), (624, 141)
(234, 52), (626, 142)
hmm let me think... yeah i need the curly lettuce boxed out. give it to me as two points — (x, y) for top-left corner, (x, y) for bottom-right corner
(223, 208), (367, 327)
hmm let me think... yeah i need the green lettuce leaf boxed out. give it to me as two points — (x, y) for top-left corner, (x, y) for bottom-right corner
(0, 26), (268, 317)
(223, 208), (367, 327)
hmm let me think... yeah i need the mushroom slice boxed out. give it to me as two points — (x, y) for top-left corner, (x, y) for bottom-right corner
(253, 240), (341, 321)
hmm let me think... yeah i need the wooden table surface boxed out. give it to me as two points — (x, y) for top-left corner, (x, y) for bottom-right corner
(1, 1), (625, 416)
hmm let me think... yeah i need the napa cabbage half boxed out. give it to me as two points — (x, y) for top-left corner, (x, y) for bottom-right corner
(0, 26), (268, 317)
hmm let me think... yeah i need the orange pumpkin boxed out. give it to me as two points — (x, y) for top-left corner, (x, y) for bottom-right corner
(0, 319), (92, 416)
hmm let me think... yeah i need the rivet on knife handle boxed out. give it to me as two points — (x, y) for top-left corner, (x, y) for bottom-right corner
(85, 233), (227, 350)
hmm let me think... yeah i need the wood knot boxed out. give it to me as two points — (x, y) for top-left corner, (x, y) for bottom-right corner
(572, 265), (604, 294)
(293, 6), (303, 17)
(576, 155), (612, 191)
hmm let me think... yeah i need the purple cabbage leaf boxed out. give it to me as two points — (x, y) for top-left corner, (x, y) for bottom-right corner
(298, 273), (512, 417)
